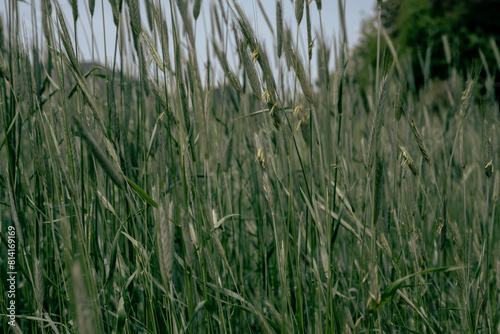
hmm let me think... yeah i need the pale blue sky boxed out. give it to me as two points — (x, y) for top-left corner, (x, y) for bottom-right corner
(1, 0), (376, 79)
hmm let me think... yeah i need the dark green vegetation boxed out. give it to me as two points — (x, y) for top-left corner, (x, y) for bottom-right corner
(0, 0), (499, 333)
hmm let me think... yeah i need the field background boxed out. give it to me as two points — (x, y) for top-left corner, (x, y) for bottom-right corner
(0, 0), (499, 333)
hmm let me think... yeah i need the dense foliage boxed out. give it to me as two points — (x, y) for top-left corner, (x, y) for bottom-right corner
(353, 0), (500, 95)
(0, 0), (499, 333)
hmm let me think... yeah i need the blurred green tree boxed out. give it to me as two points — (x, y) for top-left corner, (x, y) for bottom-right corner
(351, 0), (500, 94)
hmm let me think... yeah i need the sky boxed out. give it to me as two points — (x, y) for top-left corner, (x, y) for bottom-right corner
(1, 0), (376, 79)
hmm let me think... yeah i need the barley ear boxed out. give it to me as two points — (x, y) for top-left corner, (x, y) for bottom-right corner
(410, 119), (431, 166)
(276, 1), (283, 58)
(193, 0), (202, 20)
(295, 0), (304, 26)
(89, 0), (95, 17)
(128, 0), (142, 37)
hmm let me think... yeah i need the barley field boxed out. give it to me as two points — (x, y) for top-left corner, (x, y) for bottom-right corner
(0, 0), (499, 333)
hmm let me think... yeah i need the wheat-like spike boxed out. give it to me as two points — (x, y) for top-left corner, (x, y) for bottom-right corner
(144, 0), (154, 31)
(373, 156), (384, 224)
(410, 119), (431, 166)
(306, 1), (312, 61)
(283, 26), (294, 69)
(233, 1), (258, 51)
(89, 0), (95, 17)
(295, 0), (304, 26)
(204, 248), (216, 281)
(158, 199), (174, 284)
(460, 80), (474, 120)
(399, 145), (418, 177)
(291, 48), (313, 104)
(315, 0), (322, 10)
(41, 0), (52, 40)
(154, 3), (171, 72)
(108, 0), (120, 26)
(238, 38), (261, 100)
(193, 0), (202, 20)
(176, 0), (195, 47)
(128, 0), (142, 37)
(440, 194), (448, 250)
(69, 0), (78, 22)
(34, 258), (44, 312)
(212, 3), (223, 41)
(21, 51), (35, 113)
(394, 78), (405, 121)
(223, 135), (233, 171)
(141, 31), (164, 72)
(72, 263), (96, 334)
(366, 75), (389, 173)
(73, 117), (125, 189)
(55, 4), (78, 70)
(138, 43), (150, 95)
(276, 1), (283, 58)
(149, 78), (178, 126)
(213, 42), (242, 93)
(459, 123), (465, 171)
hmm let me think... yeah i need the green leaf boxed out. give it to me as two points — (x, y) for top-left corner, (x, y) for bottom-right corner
(213, 214), (240, 230)
(123, 175), (158, 208)
(371, 265), (465, 312)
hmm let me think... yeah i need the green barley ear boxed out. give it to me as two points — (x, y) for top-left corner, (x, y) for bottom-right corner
(365, 75), (388, 173)
(291, 48), (313, 104)
(459, 123), (465, 171)
(193, 0), (202, 20)
(154, 3), (171, 72)
(213, 42), (242, 94)
(459, 65), (480, 120)
(128, 0), (142, 37)
(306, 1), (312, 61)
(108, 0), (120, 26)
(41, 0), (52, 41)
(157, 197), (174, 286)
(394, 78), (405, 121)
(73, 117), (126, 189)
(149, 79), (178, 125)
(410, 119), (431, 166)
(276, 1), (283, 58)
(440, 194), (448, 250)
(373, 156), (384, 224)
(176, 0), (194, 46)
(238, 38), (261, 100)
(399, 145), (418, 177)
(315, 0), (322, 10)
(295, 0), (304, 26)
(55, 3), (78, 69)
(69, 0), (78, 22)
(89, 0), (95, 17)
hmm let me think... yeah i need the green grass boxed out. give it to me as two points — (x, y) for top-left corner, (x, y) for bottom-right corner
(0, 0), (499, 333)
